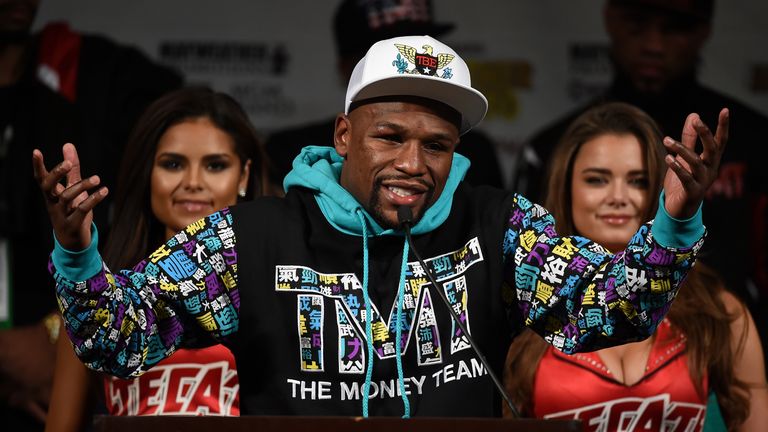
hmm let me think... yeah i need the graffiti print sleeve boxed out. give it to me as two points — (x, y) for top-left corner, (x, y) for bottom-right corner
(502, 194), (703, 354)
(50, 209), (240, 378)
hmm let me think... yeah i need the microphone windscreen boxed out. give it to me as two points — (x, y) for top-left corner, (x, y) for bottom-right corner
(397, 206), (414, 228)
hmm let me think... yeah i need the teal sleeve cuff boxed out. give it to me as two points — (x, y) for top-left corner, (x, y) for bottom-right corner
(51, 224), (103, 281)
(703, 391), (727, 431)
(651, 191), (704, 248)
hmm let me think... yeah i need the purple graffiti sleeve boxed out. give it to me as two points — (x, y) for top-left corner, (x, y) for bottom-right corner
(501, 194), (703, 353)
(51, 209), (240, 378)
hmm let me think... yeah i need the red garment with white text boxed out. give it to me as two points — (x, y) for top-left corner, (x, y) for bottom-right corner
(532, 319), (707, 432)
(104, 345), (239, 416)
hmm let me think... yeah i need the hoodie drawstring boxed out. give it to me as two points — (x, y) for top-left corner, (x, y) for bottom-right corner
(356, 210), (375, 418)
(355, 209), (410, 418)
(395, 238), (411, 418)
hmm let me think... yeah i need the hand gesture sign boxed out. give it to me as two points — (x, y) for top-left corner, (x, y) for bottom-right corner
(662, 108), (729, 219)
(32, 143), (109, 250)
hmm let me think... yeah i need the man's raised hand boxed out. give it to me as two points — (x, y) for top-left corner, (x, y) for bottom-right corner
(661, 108), (729, 219)
(32, 143), (108, 250)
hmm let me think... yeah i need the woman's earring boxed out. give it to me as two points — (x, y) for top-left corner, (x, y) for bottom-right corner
(238, 188), (247, 198)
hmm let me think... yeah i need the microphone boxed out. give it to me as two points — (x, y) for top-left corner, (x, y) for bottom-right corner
(397, 206), (521, 418)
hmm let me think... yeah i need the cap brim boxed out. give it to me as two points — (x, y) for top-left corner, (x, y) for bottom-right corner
(350, 74), (487, 135)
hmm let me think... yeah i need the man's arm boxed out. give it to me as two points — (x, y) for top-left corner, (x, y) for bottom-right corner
(502, 194), (702, 353)
(50, 209), (240, 378)
(503, 109), (727, 353)
(32, 144), (239, 377)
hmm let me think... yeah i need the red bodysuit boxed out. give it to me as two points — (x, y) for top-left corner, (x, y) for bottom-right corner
(532, 319), (708, 432)
(104, 345), (239, 416)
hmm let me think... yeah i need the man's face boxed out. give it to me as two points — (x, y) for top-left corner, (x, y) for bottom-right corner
(335, 99), (460, 229)
(0, 0), (39, 36)
(604, 4), (710, 94)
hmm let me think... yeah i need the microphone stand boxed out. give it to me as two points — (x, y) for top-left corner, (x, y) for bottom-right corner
(397, 206), (522, 418)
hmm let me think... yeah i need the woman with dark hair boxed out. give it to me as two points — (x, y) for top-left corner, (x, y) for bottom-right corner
(45, 87), (269, 430)
(102, 86), (267, 268)
(504, 102), (767, 431)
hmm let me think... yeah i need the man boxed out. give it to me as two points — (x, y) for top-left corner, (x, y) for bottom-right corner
(0, 0), (181, 428)
(265, 0), (504, 191)
(34, 35), (725, 417)
(520, 0), (768, 323)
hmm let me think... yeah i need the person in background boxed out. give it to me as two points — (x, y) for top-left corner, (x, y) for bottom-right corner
(518, 0), (768, 350)
(0, 0), (182, 429)
(45, 87), (269, 431)
(505, 102), (767, 431)
(265, 0), (504, 192)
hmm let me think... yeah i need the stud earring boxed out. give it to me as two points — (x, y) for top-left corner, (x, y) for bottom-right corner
(238, 188), (247, 198)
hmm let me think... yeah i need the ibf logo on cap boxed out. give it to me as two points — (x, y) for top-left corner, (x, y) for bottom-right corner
(393, 43), (455, 79)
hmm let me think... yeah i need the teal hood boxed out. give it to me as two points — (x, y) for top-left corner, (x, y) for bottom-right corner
(283, 145), (470, 417)
(283, 146), (470, 236)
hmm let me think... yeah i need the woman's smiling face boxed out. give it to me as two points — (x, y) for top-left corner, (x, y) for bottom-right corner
(570, 133), (650, 252)
(150, 117), (250, 239)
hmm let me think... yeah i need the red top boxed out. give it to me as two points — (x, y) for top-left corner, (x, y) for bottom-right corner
(104, 345), (239, 416)
(532, 319), (708, 431)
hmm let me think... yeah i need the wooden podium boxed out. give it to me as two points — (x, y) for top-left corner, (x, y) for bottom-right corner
(93, 415), (583, 431)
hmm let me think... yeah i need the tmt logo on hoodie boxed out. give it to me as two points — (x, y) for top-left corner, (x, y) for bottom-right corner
(275, 237), (483, 373)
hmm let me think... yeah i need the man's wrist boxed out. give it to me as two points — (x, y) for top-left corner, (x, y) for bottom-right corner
(653, 191), (704, 248)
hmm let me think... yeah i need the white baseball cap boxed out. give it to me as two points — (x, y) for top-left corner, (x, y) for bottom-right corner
(344, 35), (488, 135)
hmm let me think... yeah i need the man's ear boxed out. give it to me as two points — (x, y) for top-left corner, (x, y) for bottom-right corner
(334, 113), (351, 158)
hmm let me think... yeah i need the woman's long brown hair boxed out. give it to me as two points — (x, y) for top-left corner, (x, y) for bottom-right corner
(102, 87), (268, 269)
(504, 102), (750, 429)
